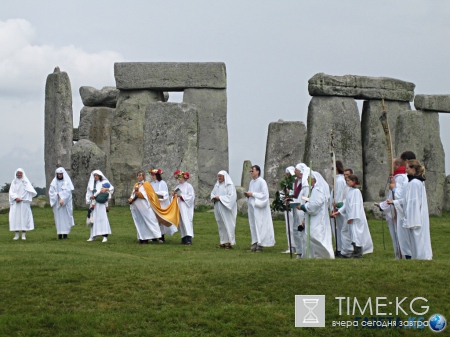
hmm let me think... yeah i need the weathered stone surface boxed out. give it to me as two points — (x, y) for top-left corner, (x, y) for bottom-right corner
(143, 102), (199, 199)
(235, 186), (245, 201)
(361, 100), (411, 201)
(395, 110), (445, 216)
(237, 198), (248, 213)
(115, 62), (227, 90)
(241, 160), (253, 190)
(0, 193), (9, 213)
(444, 175), (450, 212)
(308, 73), (415, 102)
(414, 94), (450, 112)
(110, 90), (164, 205)
(79, 86), (119, 108)
(73, 128), (79, 141)
(44, 67), (73, 199)
(264, 120), (306, 197)
(303, 96), (363, 184)
(183, 88), (228, 204)
(71, 139), (107, 208)
(78, 106), (116, 180)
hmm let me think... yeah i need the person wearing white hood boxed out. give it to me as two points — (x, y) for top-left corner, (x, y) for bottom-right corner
(244, 165), (275, 252)
(211, 170), (237, 249)
(86, 170), (114, 242)
(9, 168), (37, 240)
(300, 170), (335, 259)
(49, 167), (75, 240)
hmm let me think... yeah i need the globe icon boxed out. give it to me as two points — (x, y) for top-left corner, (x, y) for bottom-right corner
(429, 314), (446, 332)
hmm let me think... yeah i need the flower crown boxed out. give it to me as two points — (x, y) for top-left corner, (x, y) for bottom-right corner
(149, 168), (163, 175)
(173, 170), (190, 180)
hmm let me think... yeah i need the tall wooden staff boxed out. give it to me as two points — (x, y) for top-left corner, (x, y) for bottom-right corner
(379, 99), (401, 257)
(306, 161), (313, 258)
(330, 129), (338, 256)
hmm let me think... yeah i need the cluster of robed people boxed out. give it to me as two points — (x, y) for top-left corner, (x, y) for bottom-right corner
(7, 151), (432, 260)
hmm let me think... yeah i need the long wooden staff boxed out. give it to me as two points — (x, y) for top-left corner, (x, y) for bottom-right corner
(379, 99), (402, 257)
(330, 129), (338, 256)
(306, 161), (313, 258)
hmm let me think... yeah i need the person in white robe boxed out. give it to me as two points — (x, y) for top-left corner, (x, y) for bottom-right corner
(300, 171), (335, 259)
(48, 167), (75, 239)
(150, 168), (177, 241)
(332, 174), (373, 258)
(289, 163), (310, 259)
(388, 159), (432, 260)
(330, 160), (347, 257)
(281, 166), (297, 253)
(86, 170), (114, 243)
(379, 158), (407, 259)
(211, 170), (237, 249)
(245, 165), (275, 252)
(128, 171), (162, 244)
(9, 168), (37, 240)
(173, 170), (195, 245)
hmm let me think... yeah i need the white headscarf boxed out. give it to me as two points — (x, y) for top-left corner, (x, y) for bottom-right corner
(296, 163), (311, 187)
(87, 169), (110, 191)
(12, 168), (37, 196)
(312, 170), (331, 201)
(50, 167), (74, 191)
(217, 170), (234, 186)
(285, 166), (295, 176)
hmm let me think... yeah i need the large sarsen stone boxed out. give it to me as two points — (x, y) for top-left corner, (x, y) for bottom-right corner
(143, 102), (198, 198)
(414, 94), (450, 112)
(79, 86), (119, 108)
(114, 62), (226, 90)
(264, 120), (306, 197)
(308, 73), (415, 102)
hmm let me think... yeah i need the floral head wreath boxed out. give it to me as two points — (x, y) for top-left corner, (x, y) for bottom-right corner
(149, 168), (163, 175)
(174, 170), (190, 180)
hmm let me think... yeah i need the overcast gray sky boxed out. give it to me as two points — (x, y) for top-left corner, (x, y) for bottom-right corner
(1, 0), (450, 187)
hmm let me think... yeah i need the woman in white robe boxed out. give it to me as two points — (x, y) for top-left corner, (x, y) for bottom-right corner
(333, 174), (373, 258)
(331, 160), (347, 257)
(300, 171), (335, 259)
(291, 163), (310, 258)
(129, 171), (162, 244)
(245, 165), (275, 252)
(9, 168), (37, 240)
(173, 170), (195, 245)
(211, 170), (237, 248)
(49, 167), (75, 239)
(86, 170), (114, 243)
(150, 168), (177, 241)
(388, 160), (432, 260)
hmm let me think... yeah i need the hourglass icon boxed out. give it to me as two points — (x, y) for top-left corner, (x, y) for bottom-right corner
(302, 298), (319, 323)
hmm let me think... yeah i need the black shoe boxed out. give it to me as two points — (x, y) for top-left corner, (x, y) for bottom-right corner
(405, 255), (412, 260)
(63, 234), (68, 240)
(57, 234), (63, 240)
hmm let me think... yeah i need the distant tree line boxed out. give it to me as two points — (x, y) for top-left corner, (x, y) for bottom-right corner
(0, 183), (46, 196)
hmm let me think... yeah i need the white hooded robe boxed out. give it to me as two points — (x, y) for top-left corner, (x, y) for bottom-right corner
(9, 168), (37, 231)
(49, 167), (75, 235)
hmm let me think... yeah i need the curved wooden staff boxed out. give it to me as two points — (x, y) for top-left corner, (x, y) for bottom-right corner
(330, 129), (338, 256)
(379, 99), (401, 257)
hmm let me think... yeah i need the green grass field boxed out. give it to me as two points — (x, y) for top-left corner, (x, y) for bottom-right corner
(0, 206), (448, 336)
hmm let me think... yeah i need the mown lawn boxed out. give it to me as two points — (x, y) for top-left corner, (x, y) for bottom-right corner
(0, 206), (448, 336)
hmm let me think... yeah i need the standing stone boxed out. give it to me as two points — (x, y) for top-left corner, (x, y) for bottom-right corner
(143, 102), (199, 197)
(361, 100), (411, 201)
(44, 67), (73, 198)
(444, 175), (450, 212)
(264, 120), (306, 197)
(71, 139), (107, 208)
(183, 88), (228, 204)
(241, 160), (253, 190)
(110, 90), (164, 205)
(414, 94), (450, 112)
(303, 96), (363, 182)
(395, 110), (445, 215)
(308, 73), (415, 101)
(114, 62), (227, 90)
(79, 86), (119, 108)
(78, 106), (116, 180)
